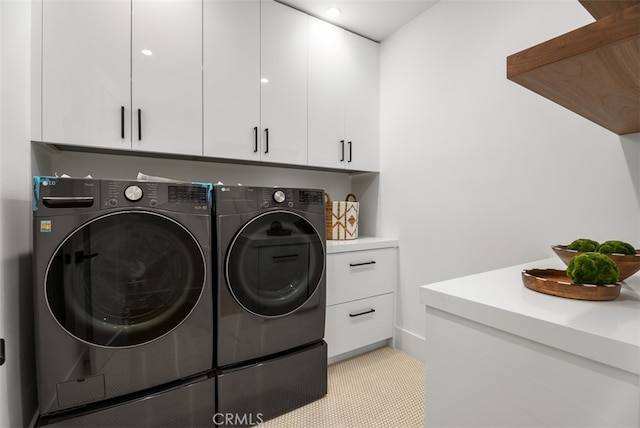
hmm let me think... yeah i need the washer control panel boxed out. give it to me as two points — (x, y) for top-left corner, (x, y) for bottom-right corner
(102, 180), (210, 212)
(124, 185), (143, 202)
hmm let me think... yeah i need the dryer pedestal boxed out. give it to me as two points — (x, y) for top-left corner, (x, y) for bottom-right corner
(217, 341), (327, 427)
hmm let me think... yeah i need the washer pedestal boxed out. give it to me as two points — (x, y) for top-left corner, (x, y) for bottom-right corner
(38, 374), (216, 427)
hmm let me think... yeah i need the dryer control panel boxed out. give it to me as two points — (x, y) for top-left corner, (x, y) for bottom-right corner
(260, 188), (324, 211)
(215, 186), (324, 215)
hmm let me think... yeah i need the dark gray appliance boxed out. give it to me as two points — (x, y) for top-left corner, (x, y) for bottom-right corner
(214, 185), (327, 425)
(32, 177), (215, 426)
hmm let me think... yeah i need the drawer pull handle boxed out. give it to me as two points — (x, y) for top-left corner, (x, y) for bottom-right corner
(349, 261), (376, 267)
(349, 308), (375, 318)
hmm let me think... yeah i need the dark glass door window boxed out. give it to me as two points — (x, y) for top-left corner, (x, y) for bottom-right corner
(226, 211), (324, 317)
(46, 212), (205, 347)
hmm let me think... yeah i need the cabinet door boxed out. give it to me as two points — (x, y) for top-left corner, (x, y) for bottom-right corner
(42, 0), (131, 149)
(325, 293), (393, 359)
(132, 0), (202, 156)
(344, 32), (380, 172)
(203, 0), (261, 161)
(260, 0), (308, 165)
(326, 248), (395, 306)
(307, 17), (346, 169)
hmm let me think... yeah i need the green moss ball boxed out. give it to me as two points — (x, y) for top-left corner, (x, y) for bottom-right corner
(595, 240), (636, 255)
(567, 252), (619, 285)
(567, 238), (599, 252)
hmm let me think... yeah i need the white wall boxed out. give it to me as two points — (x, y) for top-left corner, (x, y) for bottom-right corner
(379, 0), (640, 359)
(45, 149), (353, 198)
(0, 0), (38, 426)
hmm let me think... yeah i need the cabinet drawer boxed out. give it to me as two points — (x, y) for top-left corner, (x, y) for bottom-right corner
(326, 248), (395, 305)
(325, 293), (393, 359)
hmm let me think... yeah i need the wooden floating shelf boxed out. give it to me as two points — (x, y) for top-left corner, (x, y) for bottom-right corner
(507, 4), (640, 135)
(578, 0), (639, 20)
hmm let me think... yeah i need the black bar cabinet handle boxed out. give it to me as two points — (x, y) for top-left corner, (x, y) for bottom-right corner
(253, 126), (258, 152)
(349, 309), (375, 318)
(120, 106), (125, 139)
(264, 128), (269, 153)
(137, 109), (142, 140)
(348, 141), (352, 162)
(0, 339), (5, 366)
(340, 140), (345, 161)
(349, 261), (376, 267)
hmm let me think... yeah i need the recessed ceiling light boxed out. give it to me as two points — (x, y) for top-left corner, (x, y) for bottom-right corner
(325, 7), (341, 19)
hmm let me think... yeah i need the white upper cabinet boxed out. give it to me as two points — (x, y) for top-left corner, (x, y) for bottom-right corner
(307, 17), (346, 169)
(308, 19), (380, 171)
(344, 32), (380, 172)
(204, 0), (307, 166)
(260, 0), (308, 166)
(132, 0), (202, 155)
(42, 0), (131, 150)
(203, 0), (260, 161)
(38, 0), (377, 170)
(41, 0), (202, 156)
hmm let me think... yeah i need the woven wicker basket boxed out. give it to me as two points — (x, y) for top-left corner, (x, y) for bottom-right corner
(325, 193), (359, 240)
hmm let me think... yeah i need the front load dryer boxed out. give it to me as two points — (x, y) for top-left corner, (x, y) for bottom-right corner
(32, 177), (214, 420)
(214, 185), (327, 424)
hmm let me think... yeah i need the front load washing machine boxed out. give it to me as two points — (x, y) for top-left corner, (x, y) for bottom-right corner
(32, 177), (215, 424)
(214, 185), (327, 424)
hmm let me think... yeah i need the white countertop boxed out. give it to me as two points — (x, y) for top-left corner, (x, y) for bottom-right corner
(420, 257), (640, 375)
(326, 236), (399, 254)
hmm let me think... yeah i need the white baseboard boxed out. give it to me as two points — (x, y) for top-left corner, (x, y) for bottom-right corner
(328, 339), (391, 365)
(393, 326), (425, 362)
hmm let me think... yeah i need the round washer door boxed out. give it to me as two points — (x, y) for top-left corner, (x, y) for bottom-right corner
(45, 211), (206, 348)
(226, 210), (324, 317)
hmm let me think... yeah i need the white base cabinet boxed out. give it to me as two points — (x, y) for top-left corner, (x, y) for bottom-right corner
(326, 293), (393, 359)
(325, 240), (398, 361)
(420, 259), (640, 427)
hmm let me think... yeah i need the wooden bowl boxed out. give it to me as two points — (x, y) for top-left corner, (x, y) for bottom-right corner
(551, 245), (640, 281)
(522, 268), (621, 301)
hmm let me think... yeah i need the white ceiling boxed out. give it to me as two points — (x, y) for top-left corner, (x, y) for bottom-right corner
(277, 0), (440, 41)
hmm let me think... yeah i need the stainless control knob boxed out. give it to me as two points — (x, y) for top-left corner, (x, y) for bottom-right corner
(124, 185), (143, 202)
(273, 190), (286, 204)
